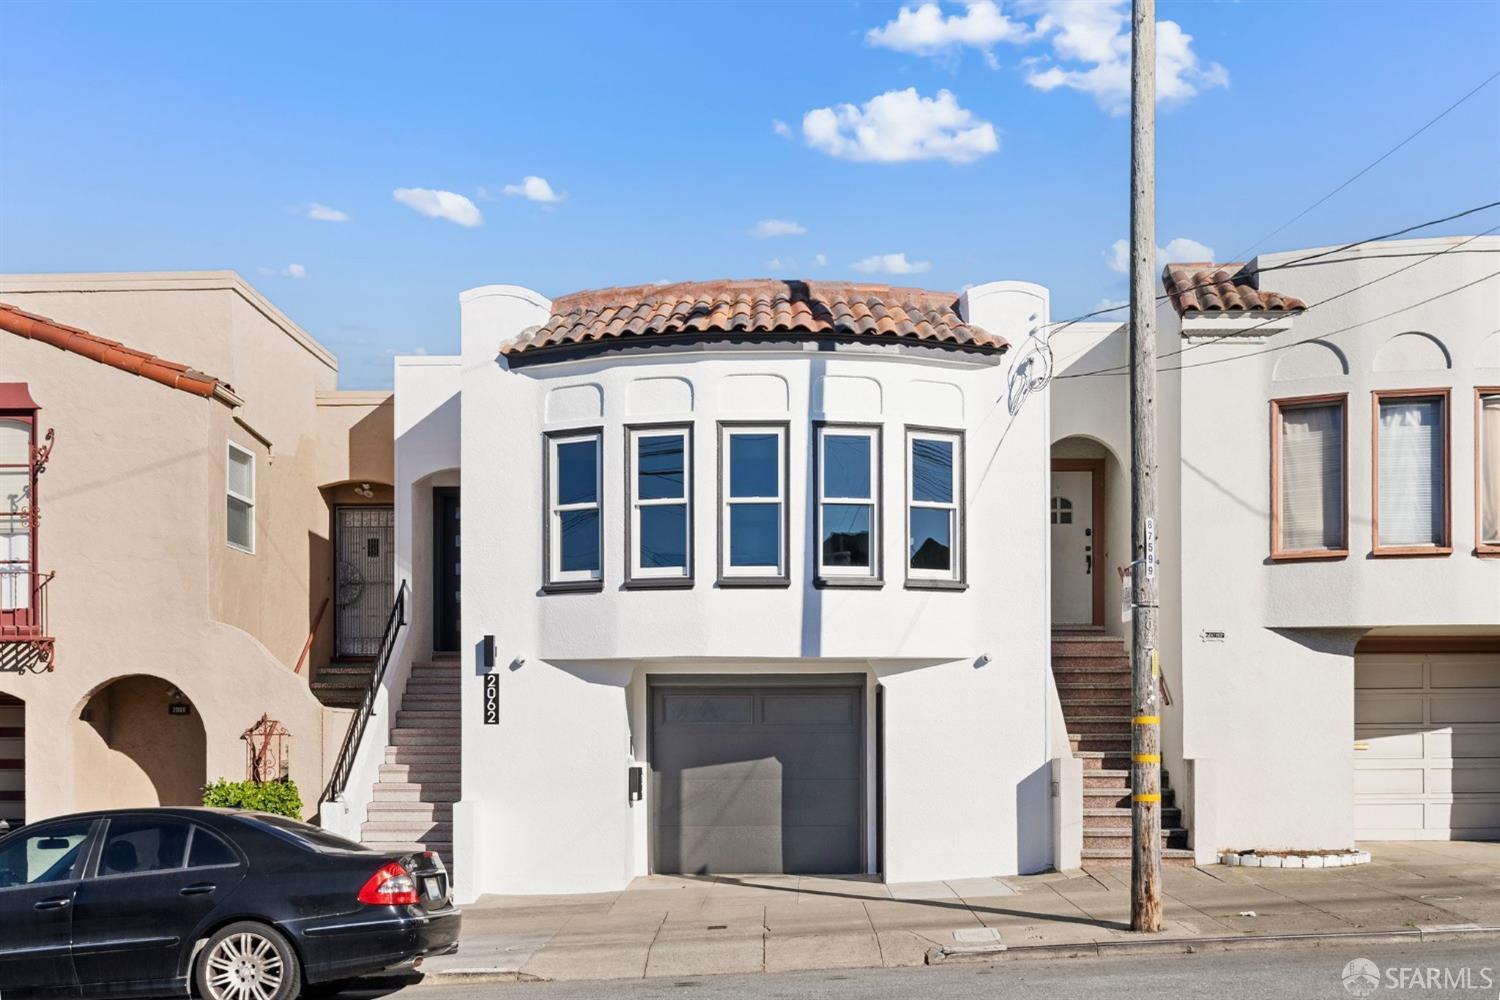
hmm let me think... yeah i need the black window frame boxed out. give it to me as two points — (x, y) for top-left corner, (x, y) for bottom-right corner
(542, 426), (606, 593)
(716, 420), (792, 588)
(904, 424), (967, 591)
(813, 421), (883, 589)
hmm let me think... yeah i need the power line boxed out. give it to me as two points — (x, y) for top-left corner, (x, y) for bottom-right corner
(1056, 225), (1499, 379)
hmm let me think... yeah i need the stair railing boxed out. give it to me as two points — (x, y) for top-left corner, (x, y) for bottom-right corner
(322, 580), (407, 804)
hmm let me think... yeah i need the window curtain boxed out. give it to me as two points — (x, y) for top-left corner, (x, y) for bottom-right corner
(1280, 404), (1344, 550)
(1377, 398), (1444, 547)
(1483, 395), (1500, 545)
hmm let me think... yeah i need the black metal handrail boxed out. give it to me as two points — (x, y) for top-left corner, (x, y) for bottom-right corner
(322, 580), (407, 805)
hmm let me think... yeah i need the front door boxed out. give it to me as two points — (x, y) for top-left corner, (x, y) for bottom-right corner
(335, 506), (395, 657)
(1051, 467), (1097, 626)
(0, 817), (95, 997)
(433, 488), (460, 654)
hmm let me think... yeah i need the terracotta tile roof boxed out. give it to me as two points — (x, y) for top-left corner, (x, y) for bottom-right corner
(1162, 263), (1307, 316)
(501, 280), (1005, 356)
(0, 301), (232, 400)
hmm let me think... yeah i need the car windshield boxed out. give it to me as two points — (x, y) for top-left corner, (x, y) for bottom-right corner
(238, 814), (375, 854)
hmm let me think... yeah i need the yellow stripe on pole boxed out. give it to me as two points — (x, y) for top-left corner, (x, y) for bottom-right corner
(1133, 715), (1159, 725)
(1133, 793), (1162, 803)
(1133, 753), (1160, 763)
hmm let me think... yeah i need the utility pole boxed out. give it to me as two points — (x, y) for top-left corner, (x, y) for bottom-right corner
(1129, 0), (1163, 934)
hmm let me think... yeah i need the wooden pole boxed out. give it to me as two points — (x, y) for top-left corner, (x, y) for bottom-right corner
(1129, 0), (1163, 934)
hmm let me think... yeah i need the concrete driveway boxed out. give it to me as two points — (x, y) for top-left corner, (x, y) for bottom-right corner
(424, 842), (1500, 983)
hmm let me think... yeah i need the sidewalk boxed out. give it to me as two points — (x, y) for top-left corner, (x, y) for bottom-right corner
(423, 842), (1500, 983)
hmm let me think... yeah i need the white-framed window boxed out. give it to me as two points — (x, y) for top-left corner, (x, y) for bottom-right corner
(719, 423), (788, 583)
(545, 429), (603, 588)
(906, 428), (963, 585)
(1373, 390), (1449, 554)
(1480, 389), (1500, 552)
(627, 425), (691, 584)
(816, 424), (879, 583)
(226, 442), (255, 554)
(1271, 394), (1347, 558)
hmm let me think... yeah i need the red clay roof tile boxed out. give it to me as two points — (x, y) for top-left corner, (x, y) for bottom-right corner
(1162, 263), (1307, 316)
(501, 280), (1005, 356)
(0, 301), (230, 399)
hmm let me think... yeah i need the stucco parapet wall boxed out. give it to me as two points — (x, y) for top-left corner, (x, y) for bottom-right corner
(460, 285), (551, 308)
(0, 271), (337, 372)
(316, 391), (394, 407)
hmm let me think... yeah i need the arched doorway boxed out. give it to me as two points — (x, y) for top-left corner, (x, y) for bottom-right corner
(1050, 435), (1127, 632)
(73, 676), (205, 809)
(0, 692), (22, 832)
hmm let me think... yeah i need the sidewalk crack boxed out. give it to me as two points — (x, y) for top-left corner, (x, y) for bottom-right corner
(862, 901), (887, 967)
(641, 912), (668, 979)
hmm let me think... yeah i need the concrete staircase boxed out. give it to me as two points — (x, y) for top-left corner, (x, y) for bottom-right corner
(358, 655), (461, 873)
(311, 658), (376, 709)
(1053, 628), (1194, 868)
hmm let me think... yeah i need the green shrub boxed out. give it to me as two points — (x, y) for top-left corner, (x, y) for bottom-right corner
(202, 778), (303, 818)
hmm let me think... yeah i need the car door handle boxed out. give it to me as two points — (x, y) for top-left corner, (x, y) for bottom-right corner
(179, 883), (217, 896)
(34, 897), (71, 911)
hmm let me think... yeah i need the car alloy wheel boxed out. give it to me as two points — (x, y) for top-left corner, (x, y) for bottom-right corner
(200, 925), (292, 1000)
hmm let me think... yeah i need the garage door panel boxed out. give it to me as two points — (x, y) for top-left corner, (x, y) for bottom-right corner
(1355, 731), (1424, 757)
(1355, 658), (1424, 688)
(1431, 696), (1500, 725)
(1354, 766), (1425, 795)
(1355, 800), (1425, 832)
(1450, 766), (1500, 794)
(1355, 694), (1425, 724)
(1432, 660), (1500, 689)
(1430, 729), (1500, 758)
(652, 684), (862, 875)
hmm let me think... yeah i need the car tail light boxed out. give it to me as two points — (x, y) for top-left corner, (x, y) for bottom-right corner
(358, 862), (419, 905)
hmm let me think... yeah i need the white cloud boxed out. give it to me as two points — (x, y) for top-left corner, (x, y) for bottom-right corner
(306, 202), (350, 222)
(393, 187), (483, 227)
(502, 175), (564, 204)
(1022, 1), (1227, 115)
(813, 253), (828, 267)
(259, 263), (308, 279)
(1106, 236), (1215, 274)
(765, 257), (788, 271)
(850, 252), (933, 275)
(802, 88), (998, 164)
(1092, 296), (1129, 314)
(866, 2), (1032, 67)
(772, 119), (793, 139)
(751, 218), (806, 238)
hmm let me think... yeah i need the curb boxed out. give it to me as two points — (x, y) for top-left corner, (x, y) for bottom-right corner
(927, 924), (1500, 965)
(425, 967), (550, 984)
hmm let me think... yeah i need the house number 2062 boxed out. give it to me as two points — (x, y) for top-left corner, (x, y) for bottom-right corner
(483, 673), (499, 725)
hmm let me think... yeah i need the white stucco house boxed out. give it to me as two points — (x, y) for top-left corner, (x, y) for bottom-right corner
(324, 236), (1498, 899)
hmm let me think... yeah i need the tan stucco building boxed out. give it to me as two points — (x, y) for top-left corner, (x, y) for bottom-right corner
(0, 272), (394, 828)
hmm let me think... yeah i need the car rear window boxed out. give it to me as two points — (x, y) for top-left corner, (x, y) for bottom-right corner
(239, 814), (375, 854)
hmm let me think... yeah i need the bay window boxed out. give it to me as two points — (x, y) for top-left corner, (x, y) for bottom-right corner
(1, 415), (33, 611)
(1270, 394), (1347, 559)
(627, 425), (692, 585)
(719, 423), (788, 584)
(816, 424), (880, 584)
(226, 442), (256, 554)
(906, 428), (963, 587)
(1480, 389), (1500, 553)
(1373, 390), (1450, 554)
(546, 429), (603, 588)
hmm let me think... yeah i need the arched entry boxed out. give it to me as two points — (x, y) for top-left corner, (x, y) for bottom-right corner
(0, 693), (22, 832)
(73, 676), (205, 809)
(1050, 435), (1127, 633)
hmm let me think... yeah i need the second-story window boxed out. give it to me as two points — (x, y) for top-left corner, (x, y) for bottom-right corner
(546, 430), (603, 588)
(907, 428), (963, 586)
(1480, 389), (1500, 553)
(627, 426), (691, 584)
(719, 423), (787, 584)
(1271, 395), (1347, 559)
(1373, 390), (1450, 554)
(226, 442), (256, 554)
(0, 414), (33, 611)
(816, 425), (879, 584)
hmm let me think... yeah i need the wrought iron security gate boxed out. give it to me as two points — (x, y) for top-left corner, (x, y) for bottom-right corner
(335, 506), (395, 657)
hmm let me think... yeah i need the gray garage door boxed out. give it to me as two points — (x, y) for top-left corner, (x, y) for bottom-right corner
(651, 682), (863, 875)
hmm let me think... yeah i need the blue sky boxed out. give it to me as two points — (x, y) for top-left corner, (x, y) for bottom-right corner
(2, 1), (1497, 388)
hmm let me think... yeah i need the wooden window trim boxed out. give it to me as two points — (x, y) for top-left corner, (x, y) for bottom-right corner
(1371, 387), (1452, 558)
(1051, 457), (1106, 624)
(1268, 393), (1349, 562)
(1478, 386), (1500, 556)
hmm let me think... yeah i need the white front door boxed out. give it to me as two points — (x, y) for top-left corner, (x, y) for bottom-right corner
(1354, 651), (1500, 840)
(1051, 470), (1094, 625)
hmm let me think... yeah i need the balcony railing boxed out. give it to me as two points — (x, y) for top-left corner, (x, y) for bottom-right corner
(0, 570), (56, 671)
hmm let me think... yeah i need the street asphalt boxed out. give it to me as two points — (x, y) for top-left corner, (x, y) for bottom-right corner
(359, 939), (1500, 999)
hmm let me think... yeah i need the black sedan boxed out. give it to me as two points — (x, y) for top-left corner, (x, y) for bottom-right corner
(0, 806), (460, 1000)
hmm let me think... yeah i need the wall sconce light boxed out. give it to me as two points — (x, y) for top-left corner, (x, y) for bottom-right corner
(482, 635), (495, 669)
(975, 653), (992, 668)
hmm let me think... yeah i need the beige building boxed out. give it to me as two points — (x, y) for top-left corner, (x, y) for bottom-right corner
(0, 272), (395, 829)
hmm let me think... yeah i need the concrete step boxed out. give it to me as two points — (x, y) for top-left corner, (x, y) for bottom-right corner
(385, 745), (462, 763)
(1050, 654), (1131, 669)
(1056, 676), (1132, 694)
(367, 801), (454, 822)
(1083, 828), (1190, 851)
(311, 689), (364, 707)
(1059, 693), (1133, 706)
(389, 729), (460, 747)
(1082, 848), (1197, 868)
(361, 819), (453, 840)
(1076, 751), (1133, 771)
(363, 842), (453, 863)
(1083, 807), (1182, 830)
(379, 761), (461, 780)
(395, 711), (461, 728)
(1083, 768), (1132, 789)
(313, 673), (373, 689)
(401, 696), (459, 712)
(404, 679), (461, 693)
(1051, 639), (1129, 657)
(1070, 734), (1132, 753)
(373, 781), (462, 803)
(1064, 716), (1133, 735)
(1083, 788), (1178, 810)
